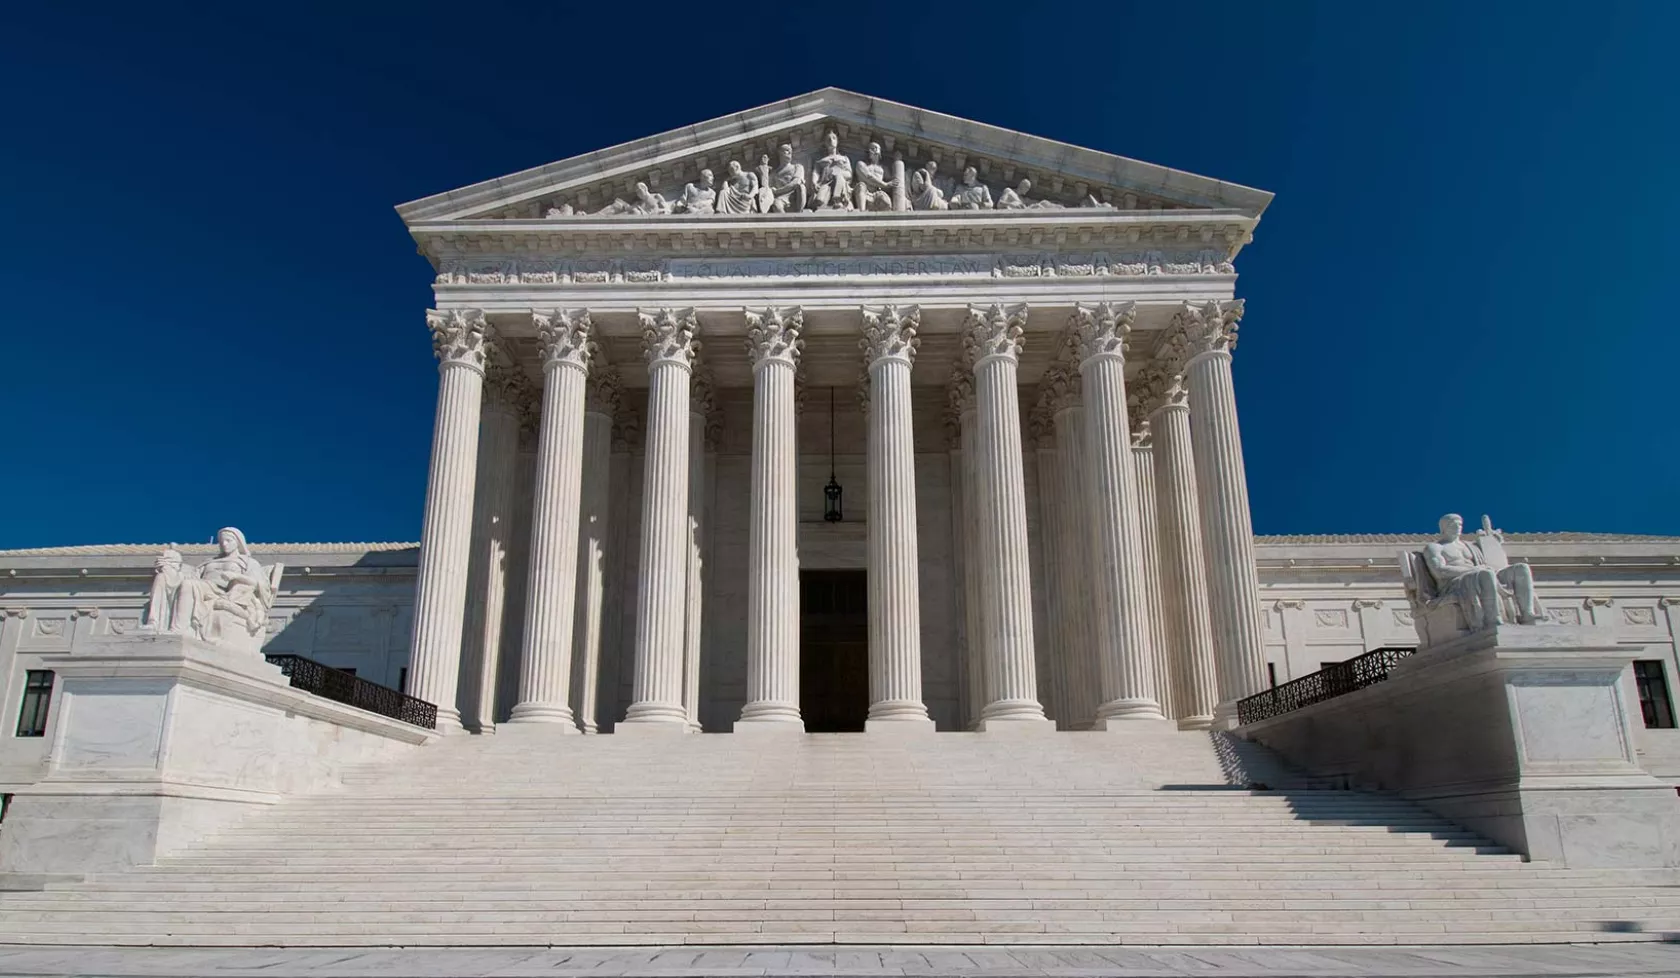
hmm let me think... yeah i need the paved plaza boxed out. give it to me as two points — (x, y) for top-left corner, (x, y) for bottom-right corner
(2, 944), (1678, 978)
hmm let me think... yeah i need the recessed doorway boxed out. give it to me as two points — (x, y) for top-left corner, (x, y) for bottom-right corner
(800, 570), (868, 733)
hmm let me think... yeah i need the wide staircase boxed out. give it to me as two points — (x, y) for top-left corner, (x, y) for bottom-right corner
(4, 729), (1679, 946)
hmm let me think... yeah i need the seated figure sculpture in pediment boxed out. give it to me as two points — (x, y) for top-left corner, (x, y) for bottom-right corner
(1399, 513), (1544, 647)
(855, 142), (896, 211)
(142, 527), (283, 655)
(909, 164), (947, 210)
(761, 144), (807, 213)
(716, 160), (761, 214)
(949, 166), (994, 210)
(996, 179), (1065, 211)
(675, 169), (717, 215)
(810, 131), (853, 210)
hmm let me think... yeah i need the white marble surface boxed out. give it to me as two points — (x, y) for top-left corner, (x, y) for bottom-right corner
(2, 943), (1680, 977)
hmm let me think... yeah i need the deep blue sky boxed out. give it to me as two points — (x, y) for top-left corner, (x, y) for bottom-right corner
(3, 3), (1675, 548)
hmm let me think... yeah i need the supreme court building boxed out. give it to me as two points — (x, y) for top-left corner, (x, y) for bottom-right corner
(391, 87), (1272, 739)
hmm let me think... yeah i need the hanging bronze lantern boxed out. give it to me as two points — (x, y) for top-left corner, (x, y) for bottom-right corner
(824, 387), (843, 522)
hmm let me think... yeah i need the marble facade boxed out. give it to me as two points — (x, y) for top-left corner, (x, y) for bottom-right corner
(3, 89), (1680, 785)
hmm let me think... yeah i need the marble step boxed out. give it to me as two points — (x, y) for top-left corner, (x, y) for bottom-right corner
(12, 890), (1680, 910)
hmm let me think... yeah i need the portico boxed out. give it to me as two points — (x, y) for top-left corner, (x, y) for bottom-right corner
(396, 88), (1277, 734)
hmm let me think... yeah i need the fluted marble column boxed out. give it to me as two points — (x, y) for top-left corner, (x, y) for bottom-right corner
(1050, 388), (1101, 730)
(861, 305), (933, 730)
(1072, 302), (1164, 725)
(943, 401), (972, 728)
(1178, 300), (1268, 727)
(623, 309), (700, 731)
(965, 304), (1051, 729)
(508, 311), (593, 726)
(459, 361), (528, 733)
(568, 364), (618, 733)
(1131, 424), (1175, 720)
(1146, 366), (1219, 729)
(1031, 367), (1078, 729)
(736, 307), (804, 731)
(948, 381), (989, 730)
(683, 375), (713, 732)
(409, 309), (496, 732)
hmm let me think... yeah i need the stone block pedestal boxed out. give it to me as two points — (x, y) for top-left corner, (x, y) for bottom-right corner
(1241, 625), (1680, 867)
(0, 634), (433, 877)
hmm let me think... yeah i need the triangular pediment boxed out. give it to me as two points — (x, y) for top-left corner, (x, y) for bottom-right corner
(396, 88), (1270, 224)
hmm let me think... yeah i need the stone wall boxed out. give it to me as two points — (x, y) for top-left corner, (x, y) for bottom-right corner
(4, 515), (1678, 780)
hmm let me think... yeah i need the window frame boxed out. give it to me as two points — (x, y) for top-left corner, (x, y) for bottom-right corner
(15, 670), (55, 738)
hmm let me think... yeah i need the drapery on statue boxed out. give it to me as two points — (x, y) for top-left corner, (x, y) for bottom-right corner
(142, 527), (283, 654)
(1399, 514), (1544, 647)
(809, 130), (853, 210)
(762, 144), (807, 213)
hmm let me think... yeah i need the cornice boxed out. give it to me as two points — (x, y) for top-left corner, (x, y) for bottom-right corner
(411, 209), (1255, 267)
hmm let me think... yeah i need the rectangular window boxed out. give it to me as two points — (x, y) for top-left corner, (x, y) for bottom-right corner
(1635, 660), (1676, 729)
(1266, 663), (1279, 688)
(398, 667), (408, 694)
(16, 670), (54, 738)
(1320, 661), (1342, 672)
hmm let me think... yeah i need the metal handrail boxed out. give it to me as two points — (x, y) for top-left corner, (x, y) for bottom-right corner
(1237, 646), (1415, 725)
(263, 654), (438, 730)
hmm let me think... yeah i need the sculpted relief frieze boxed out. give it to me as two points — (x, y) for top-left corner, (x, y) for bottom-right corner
(435, 250), (1235, 286)
(479, 123), (1190, 222)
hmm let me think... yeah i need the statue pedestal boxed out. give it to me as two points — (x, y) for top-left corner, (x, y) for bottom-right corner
(0, 634), (435, 877)
(1241, 625), (1680, 867)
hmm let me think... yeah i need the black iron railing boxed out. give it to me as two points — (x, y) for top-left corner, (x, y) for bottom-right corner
(264, 654), (438, 730)
(1237, 646), (1415, 725)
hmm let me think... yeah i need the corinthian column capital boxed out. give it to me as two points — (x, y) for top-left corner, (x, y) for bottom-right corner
(482, 359), (533, 412)
(860, 305), (920, 368)
(964, 303), (1028, 364)
(1174, 299), (1246, 359)
(534, 309), (595, 375)
(1129, 362), (1186, 420)
(584, 363), (622, 416)
(428, 308), (497, 373)
(744, 306), (804, 370)
(1039, 361), (1083, 415)
(639, 308), (700, 369)
(1070, 301), (1137, 364)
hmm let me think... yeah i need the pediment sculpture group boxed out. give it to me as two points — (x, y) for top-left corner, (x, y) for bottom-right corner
(547, 131), (1117, 219)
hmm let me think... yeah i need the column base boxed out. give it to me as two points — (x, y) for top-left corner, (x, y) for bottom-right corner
(980, 698), (1049, 724)
(506, 703), (582, 728)
(737, 702), (802, 726)
(1212, 700), (1242, 731)
(866, 700), (932, 724)
(613, 718), (692, 737)
(1091, 715), (1173, 732)
(1177, 715), (1215, 731)
(432, 708), (466, 735)
(1095, 697), (1166, 722)
(864, 717), (937, 736)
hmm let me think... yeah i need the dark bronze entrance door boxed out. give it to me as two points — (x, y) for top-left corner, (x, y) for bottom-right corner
(799, 570), (868, 733)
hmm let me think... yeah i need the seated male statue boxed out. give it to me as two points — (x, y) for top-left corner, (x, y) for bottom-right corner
(1421, 513), (1544, 631)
